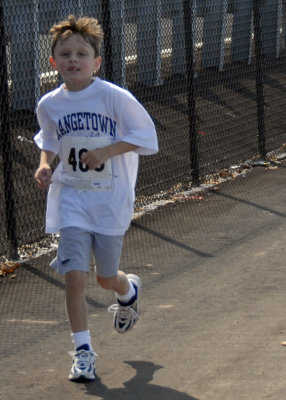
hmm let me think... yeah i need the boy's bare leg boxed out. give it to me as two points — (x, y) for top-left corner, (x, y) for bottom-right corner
(65, 270), (88, 332)
(96, 270), (130, 294)
(65, 270), (96, 382)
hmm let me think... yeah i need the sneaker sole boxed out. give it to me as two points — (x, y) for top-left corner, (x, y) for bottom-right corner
(69, 370), (96, 382)
(69, 375), (96, 382)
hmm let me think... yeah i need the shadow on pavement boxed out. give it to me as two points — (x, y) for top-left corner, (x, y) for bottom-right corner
(83, 360), (198, 399)
(132, 221), (213, 258)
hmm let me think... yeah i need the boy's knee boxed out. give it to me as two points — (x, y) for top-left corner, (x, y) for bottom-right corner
(97, 275), (116, 290)
(65, 270), (87, 291)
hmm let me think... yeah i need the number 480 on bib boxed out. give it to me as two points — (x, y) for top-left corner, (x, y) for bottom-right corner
(68, 147), (105, 172)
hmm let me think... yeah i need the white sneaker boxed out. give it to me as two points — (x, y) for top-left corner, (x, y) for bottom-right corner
(69, 346), (96, 382)
(108, 274), (141, 333)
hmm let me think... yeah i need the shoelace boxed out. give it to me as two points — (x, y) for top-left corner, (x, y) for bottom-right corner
(69, 350), (97, 370)
(108, 303), (138, 325)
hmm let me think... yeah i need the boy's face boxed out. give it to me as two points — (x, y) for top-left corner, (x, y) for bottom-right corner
(49, 33), (101, 91)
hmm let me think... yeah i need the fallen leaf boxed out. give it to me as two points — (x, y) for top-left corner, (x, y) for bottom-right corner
(0, 262), (22, 277)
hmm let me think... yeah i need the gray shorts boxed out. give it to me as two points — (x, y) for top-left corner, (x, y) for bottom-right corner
(50, 226), (124, 277)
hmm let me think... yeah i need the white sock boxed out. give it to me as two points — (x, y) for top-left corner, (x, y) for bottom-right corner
(116, 281), (136, 304)
(71, 330), (93, 350)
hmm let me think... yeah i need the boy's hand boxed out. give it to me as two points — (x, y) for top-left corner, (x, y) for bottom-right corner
(34, 164), (52, 189)
(80, 142), (139, 170)
(80, 147), (110, 170)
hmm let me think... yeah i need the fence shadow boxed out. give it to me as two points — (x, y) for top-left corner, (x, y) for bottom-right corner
(212, 191), (286, 219)
(131, 221), (213, 258)
(83, 360), (199, 400)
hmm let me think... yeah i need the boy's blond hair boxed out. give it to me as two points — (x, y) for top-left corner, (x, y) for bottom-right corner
(50, 15), (104, 58)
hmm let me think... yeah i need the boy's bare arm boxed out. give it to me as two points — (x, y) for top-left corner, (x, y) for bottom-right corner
(81, 141), (140, 170)
(34, 150), (56, 189)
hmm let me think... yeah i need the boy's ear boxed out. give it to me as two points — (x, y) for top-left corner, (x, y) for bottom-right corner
(49, 56), (57, 70)
(94, 56), (102, 73)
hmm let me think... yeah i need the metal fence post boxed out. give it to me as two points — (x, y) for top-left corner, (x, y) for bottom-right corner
(101, 0), (114, 82)
(172, 0), (187, 75)
(183, 0), (200, 186)
(109, 0), (126, 87)
(0, 1), (18, 259)
(253, 0), (266, 158)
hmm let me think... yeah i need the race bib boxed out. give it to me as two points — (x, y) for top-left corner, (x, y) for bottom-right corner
(60, 136), (113, 191)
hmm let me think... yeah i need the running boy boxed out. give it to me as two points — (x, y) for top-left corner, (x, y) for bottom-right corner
(34, 15), (158, 382)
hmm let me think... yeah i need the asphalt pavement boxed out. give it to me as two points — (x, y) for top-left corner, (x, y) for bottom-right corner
(1, 159), (286, 400)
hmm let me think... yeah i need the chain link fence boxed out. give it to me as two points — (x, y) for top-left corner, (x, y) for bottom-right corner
(1, 0), (286, 258)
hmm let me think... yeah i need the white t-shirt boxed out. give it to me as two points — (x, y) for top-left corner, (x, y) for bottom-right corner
(34, 78), (158, 235)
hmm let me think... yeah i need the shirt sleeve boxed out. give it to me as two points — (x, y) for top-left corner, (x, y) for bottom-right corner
(116, 93), (159, 156)
(34, 101), (59, 155)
